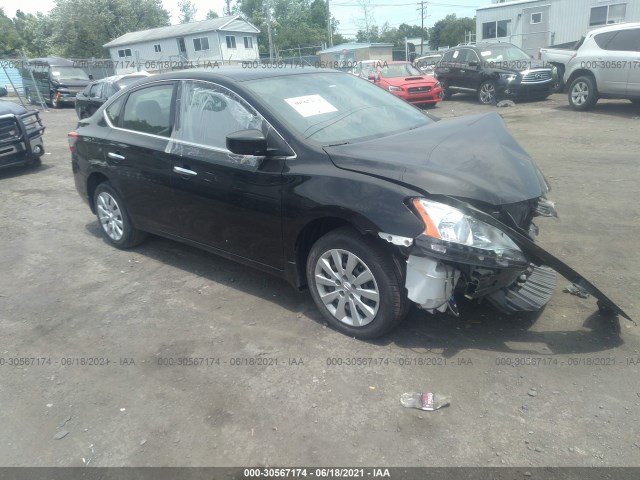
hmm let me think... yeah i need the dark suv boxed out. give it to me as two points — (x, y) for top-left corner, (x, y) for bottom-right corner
(435, 43), (554, 104)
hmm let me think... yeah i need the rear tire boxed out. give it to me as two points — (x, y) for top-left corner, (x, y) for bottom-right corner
(568, 76), (598, 110)
(93, 182), (146, 249)
(306, 227), (409, 339)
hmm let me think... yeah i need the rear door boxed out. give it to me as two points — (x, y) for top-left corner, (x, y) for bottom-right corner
(603, 28), (640, 96)
(595, 29), (638, 95)
(167, 80), (286, 268)
(101, 81), (180, 234)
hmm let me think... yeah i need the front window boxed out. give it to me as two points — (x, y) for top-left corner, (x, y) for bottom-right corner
(154, 44), (162, 53)
(193, 37), (210, 51)
(117, 49), (132, 58)
(478, 44), (531, 63)
(244, 72), (430, 145)
(590, 4), (626, 26)
(482, 20), (511, 39)
(243, 36), (253, 48)
(531, 12), (542, 24)
(51, 67), (90, 82)
(226, 36), (237, 49)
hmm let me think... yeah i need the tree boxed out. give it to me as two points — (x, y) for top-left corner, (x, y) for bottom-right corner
(13, 10), (53, 57)
(178, 0), (197, 23)
(206, 10), (219, 19)
(223, 0), (234, 16)
(355, 0), (375, 43)
(46, 0), (170, 58)
(0, 8), (23, 56)
(429, 14), (475, 50)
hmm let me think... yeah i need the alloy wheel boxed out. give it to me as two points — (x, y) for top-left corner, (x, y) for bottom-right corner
(571, 81), (589, 106)
(479, 82), (496, 104)
(97, 192), (124, 241)
(313, 249), (380, 327)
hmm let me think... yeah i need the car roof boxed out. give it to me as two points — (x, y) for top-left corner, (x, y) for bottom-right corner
(587, 21), (640, 36)
(141, 66), (344, 83)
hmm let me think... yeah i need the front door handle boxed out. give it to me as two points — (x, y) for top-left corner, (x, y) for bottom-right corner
(108, 152), (125, 161)
(173, 166), (197, 176)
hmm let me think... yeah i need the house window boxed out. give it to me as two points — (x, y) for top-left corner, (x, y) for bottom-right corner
(482, 20), (511, 39)
(590, 3), (626, 26)
(226, 36), (237, 49)
(243, 36), (253, 49)
(193, 37), (210, 51)
(117, 49), (132, 58)
(531, 12), (542, 24)
(154, 44), (162, 53)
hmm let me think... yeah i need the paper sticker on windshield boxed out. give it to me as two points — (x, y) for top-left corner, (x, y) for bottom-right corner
(285, 95), (338, 117)
(480, 51), (491, 57)
(452, 51), (459, 59)
(52, 71), (61, 76)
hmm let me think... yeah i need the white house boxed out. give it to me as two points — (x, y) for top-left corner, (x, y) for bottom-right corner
(103, 15), (260, 74)
(476, 0), (640, 55)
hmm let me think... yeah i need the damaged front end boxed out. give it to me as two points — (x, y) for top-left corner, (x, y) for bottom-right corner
(382, 196), (631, 322)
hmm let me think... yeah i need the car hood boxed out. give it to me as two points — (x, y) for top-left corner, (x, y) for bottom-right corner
(323, 112), (549, 206)
(383, 76), (437, 87)
(0, 101), (28, 116)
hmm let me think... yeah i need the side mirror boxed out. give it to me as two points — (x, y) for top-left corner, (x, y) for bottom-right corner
(367, 74), (378, 82)
(226, 129), (267, 156)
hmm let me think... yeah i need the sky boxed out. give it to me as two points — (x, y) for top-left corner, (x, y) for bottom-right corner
(0, 0), (486, 39)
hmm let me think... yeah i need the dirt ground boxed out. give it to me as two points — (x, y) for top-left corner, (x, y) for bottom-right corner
(0, 93), (639, 468)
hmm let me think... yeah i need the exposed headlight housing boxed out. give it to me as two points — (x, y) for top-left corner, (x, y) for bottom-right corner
(412, 198), (528, 268)
(388, 86), (403, 91)
(499, 73), (517, 82)
(434, 82), (441, 88)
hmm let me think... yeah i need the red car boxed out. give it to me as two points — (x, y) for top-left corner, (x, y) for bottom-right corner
(366, 61), (443, 107)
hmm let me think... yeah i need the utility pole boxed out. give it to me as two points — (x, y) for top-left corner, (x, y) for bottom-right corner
(417, 1), (427, 55)
(327, 0), (333, 48)
(266, 1), (274, 61)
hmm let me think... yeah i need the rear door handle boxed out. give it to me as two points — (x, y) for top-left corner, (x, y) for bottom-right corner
(173, 166), (197, 176)
(108, 152), (125, 161)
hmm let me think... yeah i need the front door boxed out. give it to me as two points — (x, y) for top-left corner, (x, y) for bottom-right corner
(168, 80), (285, 269)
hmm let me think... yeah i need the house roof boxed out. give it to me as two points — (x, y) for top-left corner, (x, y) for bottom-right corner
(477, 0), (542, 11)
(103, 15), (259, 48)
(318, 43), (394, 54)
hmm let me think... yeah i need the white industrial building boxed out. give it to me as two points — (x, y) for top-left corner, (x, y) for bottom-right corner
(103, 15), (260, 74)
(476, 0), (640, 55)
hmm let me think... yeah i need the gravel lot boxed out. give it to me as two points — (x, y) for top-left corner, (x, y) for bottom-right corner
(1, 93), (639, 468)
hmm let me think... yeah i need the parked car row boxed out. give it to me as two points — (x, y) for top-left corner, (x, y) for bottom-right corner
(68, 67), (630, 340)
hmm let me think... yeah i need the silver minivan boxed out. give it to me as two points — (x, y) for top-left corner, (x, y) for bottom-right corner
(564, 22), (640, 110)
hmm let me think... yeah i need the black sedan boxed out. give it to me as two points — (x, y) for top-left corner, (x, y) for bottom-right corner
(69, 67), (629, 338)
(75, 73), (150, 119)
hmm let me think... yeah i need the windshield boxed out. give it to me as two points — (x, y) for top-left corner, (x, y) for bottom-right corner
(244, 72), (430, 145)
(51, 67), (90, 82)
(380, 63), (423, 78)
(479, 45), (532, 63)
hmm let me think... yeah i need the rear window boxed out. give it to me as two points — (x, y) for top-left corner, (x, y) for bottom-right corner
(594, 31), (619, 49)
(601, 29), (640, 52)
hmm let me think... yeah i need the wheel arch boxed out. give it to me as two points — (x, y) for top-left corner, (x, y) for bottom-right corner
(86, 172), (110, 214)
(566, 69), (597, 90)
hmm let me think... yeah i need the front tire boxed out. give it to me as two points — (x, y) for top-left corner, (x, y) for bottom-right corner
(478, 80), (497, 105)
(440, 80), (452, 100)
(306, 227), (408, 339)
(568, 76), (598, 110)
(94, 182), (146, 249)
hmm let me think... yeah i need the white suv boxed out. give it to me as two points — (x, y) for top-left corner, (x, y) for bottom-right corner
(564, 22), (640, 110)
